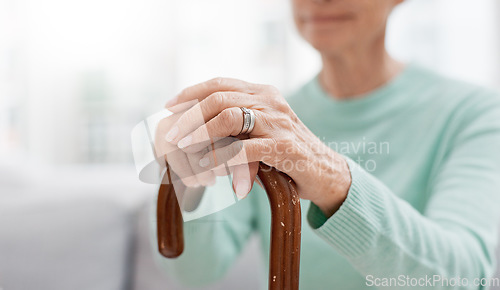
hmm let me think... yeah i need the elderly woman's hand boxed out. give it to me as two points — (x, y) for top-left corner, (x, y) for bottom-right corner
(164, 77), (352, 217)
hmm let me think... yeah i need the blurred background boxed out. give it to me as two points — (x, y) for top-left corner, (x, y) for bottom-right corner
(1, 0), (500, 289)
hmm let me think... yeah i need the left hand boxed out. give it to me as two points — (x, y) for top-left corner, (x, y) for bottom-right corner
(164, 77), (352, 217)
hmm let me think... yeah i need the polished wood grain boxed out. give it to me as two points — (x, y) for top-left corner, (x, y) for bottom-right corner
(157, 163), (184, 258)
(157, 162), (301, 289)
(257, 163), (301, 290)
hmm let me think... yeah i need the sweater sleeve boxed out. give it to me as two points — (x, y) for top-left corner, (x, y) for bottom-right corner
(307, 98), (500, 289)
(150, 181), (257, 287)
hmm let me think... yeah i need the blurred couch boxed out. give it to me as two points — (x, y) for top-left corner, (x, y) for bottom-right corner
(0, 160), (262, 290)
(0, 160), (498, 290)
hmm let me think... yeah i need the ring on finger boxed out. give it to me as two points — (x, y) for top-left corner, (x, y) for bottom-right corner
(239, 107), (255, 135)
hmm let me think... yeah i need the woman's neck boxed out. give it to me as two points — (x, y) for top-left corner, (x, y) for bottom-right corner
(318, 42), (404, 100)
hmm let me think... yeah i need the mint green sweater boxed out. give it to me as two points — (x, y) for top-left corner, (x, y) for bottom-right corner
(153, 64), (500, 289)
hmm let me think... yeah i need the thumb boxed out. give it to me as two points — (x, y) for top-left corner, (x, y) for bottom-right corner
(232, 162), (259, 199)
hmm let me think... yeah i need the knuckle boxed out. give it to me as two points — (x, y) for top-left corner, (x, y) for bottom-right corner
(265, 85), (280, 95)
(209, 77), (225, 87)
(274, 98), (290, 113)
(207, 92), (225, 109)
(278, 114), (294, 129)
(219, 108), (234, 122)
(218, 109), (237, 133)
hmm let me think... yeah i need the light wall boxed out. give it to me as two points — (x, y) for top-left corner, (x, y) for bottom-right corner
(0, 0), (498, 165)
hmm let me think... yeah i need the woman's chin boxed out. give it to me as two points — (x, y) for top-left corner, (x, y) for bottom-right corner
(300, 29), (350, 52)
(307, 37), (350, 54)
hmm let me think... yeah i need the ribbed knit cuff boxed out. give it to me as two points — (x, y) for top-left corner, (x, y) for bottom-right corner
(307, 156), (386, 258)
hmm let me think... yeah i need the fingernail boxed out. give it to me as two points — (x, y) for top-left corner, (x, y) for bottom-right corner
(199, 157), (210, 167)
(165, 126), (179, 142)
(235, 180), (250, 199)
(177, 135), (192, 149)
(165, 96), (178, 108)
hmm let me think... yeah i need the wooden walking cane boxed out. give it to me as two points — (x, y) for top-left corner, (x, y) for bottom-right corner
(156, 162), (301, 290)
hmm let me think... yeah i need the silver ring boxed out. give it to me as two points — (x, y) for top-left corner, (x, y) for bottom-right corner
(239, 107), (255, 135)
